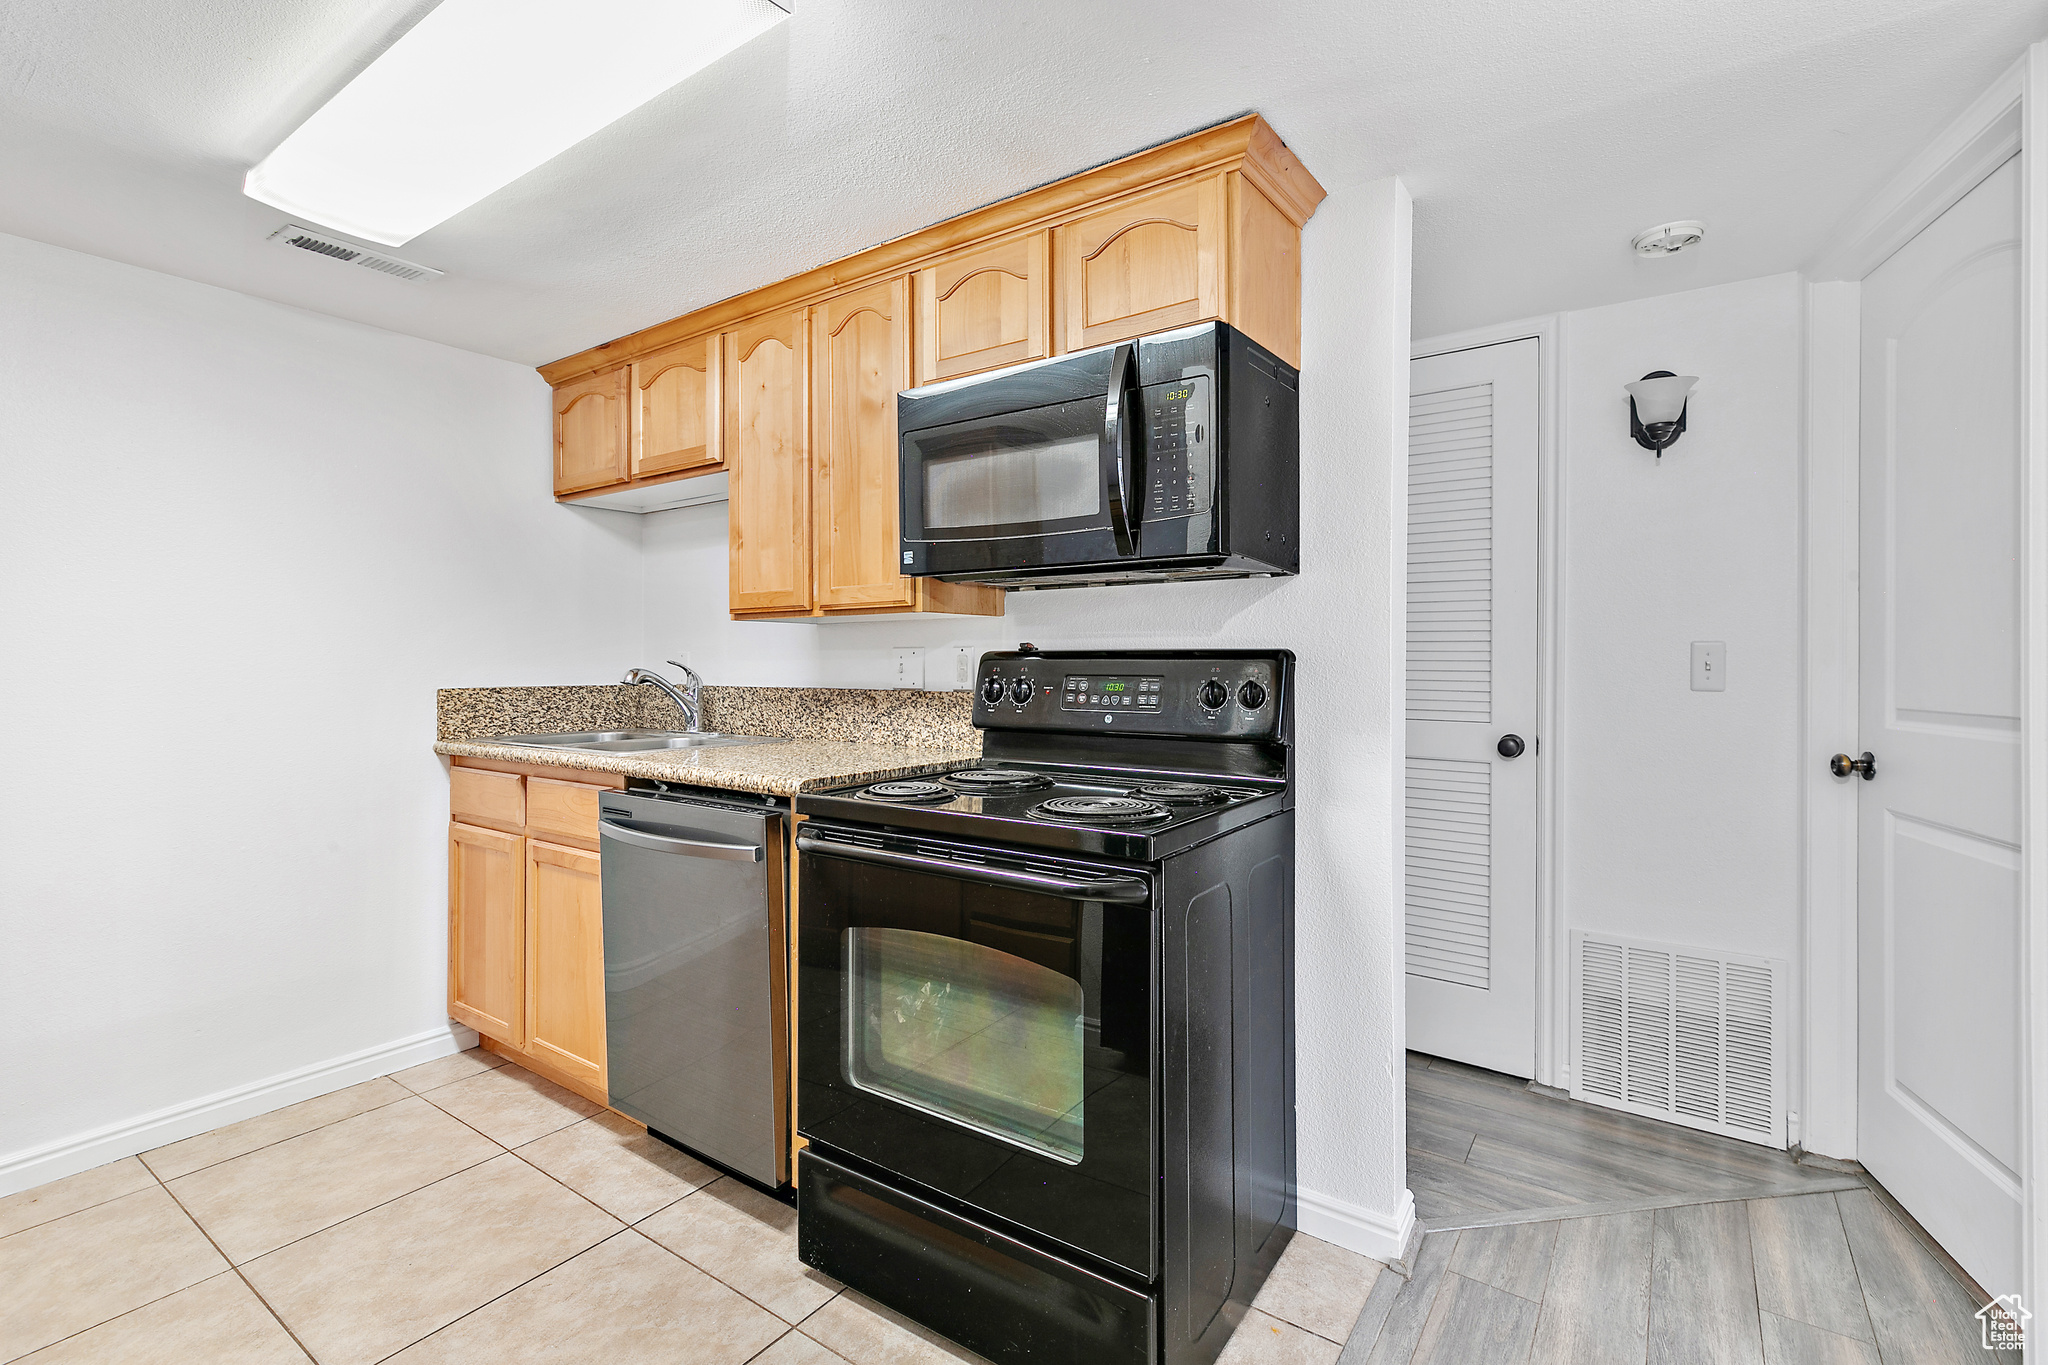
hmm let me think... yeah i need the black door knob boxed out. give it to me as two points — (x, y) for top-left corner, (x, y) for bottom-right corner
(1497, 734), (1526, 759)
(1829, 751), (1877, 780)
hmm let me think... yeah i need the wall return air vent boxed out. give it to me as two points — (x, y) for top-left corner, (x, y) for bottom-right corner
(266, 225), (444, 281)
(1571, 930), (1787, 1146)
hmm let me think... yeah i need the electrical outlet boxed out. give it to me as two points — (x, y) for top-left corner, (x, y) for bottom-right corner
(1692, 641), (1726, 692)
(891, 647), (926, 689)
(935, 646), (977, 691)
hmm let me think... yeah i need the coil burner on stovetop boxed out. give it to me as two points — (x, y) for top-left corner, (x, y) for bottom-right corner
(857, 780), (955, 805)
(940, 768), (1054, 794)
(1029, 794), (1172, 826)
(1131, 781), (1236, 806)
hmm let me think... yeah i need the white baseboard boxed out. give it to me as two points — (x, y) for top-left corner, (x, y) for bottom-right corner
(0, 1022), (479, 1198)
(1297, 1184), (1417, 1264)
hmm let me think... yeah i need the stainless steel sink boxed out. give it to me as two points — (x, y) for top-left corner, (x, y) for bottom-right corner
(481, 730), (789, 754)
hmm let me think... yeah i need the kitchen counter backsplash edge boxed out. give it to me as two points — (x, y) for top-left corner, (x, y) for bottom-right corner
(437, 683), (981, 750)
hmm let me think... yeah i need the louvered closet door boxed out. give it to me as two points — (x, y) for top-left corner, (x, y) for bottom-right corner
(1405, 339), (1539, 1077)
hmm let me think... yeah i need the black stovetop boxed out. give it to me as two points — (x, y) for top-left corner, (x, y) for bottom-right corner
(794, 649), (1295, 860)
(795, 759), (1285, 860)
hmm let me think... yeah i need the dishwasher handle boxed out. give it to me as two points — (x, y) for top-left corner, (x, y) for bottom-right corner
(600, 818), (765, 862)
(796, 831), (1149, 903)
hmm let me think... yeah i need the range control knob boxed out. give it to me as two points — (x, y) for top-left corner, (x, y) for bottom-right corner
(1198, 678), (1230, 710)
(1238, 680), (1269, 710)
(1009, 676), (1035, 704)
(980, 675), (1006, 705)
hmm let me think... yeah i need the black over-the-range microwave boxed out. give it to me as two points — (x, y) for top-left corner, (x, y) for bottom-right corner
(896, 321), (1299, 587)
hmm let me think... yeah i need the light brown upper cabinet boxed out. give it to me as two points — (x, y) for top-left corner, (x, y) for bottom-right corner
(814, 278), (919, 612)
(1224, 171), (1307, 371)
(537, 115), (1324, 617)
(632, 333), (722, 479)
(727, 311), (811, 616)
(913, 230), (1051, 385)
(552, 367), (630, 496)
(1056, 175), (1223, 357)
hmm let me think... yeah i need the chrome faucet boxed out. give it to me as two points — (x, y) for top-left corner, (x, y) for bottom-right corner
(622, 660), (705, 733)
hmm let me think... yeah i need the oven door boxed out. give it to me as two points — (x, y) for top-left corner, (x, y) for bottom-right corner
(795, 823), (1155, 1280)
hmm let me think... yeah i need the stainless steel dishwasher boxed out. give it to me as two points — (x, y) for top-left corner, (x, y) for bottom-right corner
(598, 785), (787, 1187)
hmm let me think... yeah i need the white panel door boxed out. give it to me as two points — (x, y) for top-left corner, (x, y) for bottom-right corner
(1857, 153), (2022, 1297)
(1405, 339), (1540, 1077)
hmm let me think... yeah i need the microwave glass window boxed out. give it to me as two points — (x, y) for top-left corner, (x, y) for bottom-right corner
(844, 926), (1085, 1164)
(924, 435), (1101, 531)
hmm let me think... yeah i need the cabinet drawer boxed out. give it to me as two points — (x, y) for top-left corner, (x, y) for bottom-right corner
(527, 778), (605, 846)
(451, 768), (524, 831)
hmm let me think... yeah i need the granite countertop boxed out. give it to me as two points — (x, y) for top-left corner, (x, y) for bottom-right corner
(434, 682), (981, 798)
(433, 734), (978, 798)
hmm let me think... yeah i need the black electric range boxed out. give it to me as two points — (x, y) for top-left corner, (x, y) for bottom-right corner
(791, 649), (1296, 1365)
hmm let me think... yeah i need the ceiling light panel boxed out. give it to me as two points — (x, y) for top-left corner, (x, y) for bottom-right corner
(245, 0), (791, 247)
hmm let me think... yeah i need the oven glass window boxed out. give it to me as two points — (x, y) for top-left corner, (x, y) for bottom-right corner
(844, 927), (1085, 1164)
(924, 434), (1101, 530)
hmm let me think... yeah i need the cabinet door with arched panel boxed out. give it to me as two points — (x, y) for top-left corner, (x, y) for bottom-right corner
(726, 311), (811, 615)
(552, 367), (630, 495)
(815, 277), (917, 610)
(1056, 174), (1223, 355)
(913, 231), (1050, 385)
(632, 333), (722, 479)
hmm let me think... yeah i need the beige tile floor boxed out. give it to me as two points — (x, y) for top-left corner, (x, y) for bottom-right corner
(0, 1049), (1383, 1364)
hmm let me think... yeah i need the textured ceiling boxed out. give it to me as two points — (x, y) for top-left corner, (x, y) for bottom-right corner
(2, 0), (2043, 364)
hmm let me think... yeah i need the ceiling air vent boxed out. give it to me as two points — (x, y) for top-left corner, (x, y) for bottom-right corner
(266, 225), (444, 282)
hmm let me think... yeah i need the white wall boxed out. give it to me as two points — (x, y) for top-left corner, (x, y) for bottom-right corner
(1555, 272), (1805, 975)
(0, 232), (647, 1190)
(641, 179), (1420, 1254)
(0, 180), (1418, 1256)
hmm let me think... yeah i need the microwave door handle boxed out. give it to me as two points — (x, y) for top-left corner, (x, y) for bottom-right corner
(795, 831), (1150, 903)
(1103, 342), (1139, 556)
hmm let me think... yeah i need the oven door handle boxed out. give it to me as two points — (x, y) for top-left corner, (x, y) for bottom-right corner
(1102, 341), (1140, 557)
(796, 832), (1150, 903)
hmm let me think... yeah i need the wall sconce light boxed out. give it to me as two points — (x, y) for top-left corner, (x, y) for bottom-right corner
(1626, 371), (1698, 456)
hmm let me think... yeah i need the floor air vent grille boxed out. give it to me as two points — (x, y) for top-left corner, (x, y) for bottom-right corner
(1571, 931), (1785, 1146)
(266, 225), (444, 282)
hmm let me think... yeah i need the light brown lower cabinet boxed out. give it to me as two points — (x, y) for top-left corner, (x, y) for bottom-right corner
(524, 839), (606, 1091)
(446, 761), (619, 1107)
(448, 821), (525, 1047)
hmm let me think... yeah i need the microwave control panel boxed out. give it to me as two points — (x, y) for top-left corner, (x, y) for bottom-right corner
(1143, 375), (1212, 520)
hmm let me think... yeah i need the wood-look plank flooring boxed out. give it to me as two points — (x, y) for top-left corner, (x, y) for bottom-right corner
(1340, 1053), (2017, 1365)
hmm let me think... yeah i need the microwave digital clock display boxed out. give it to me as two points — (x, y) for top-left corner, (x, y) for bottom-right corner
(1062, 675), (1163, 711)
(1143, 375), (1211, 520)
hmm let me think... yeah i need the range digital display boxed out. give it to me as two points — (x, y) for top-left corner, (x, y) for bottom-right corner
(1061, 675), (1163, 711)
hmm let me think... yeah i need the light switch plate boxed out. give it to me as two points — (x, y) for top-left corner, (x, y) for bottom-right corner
(934, 646), (976, 692)
(891, 647), (925, 689)
(1692, 641), (1726, 692)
